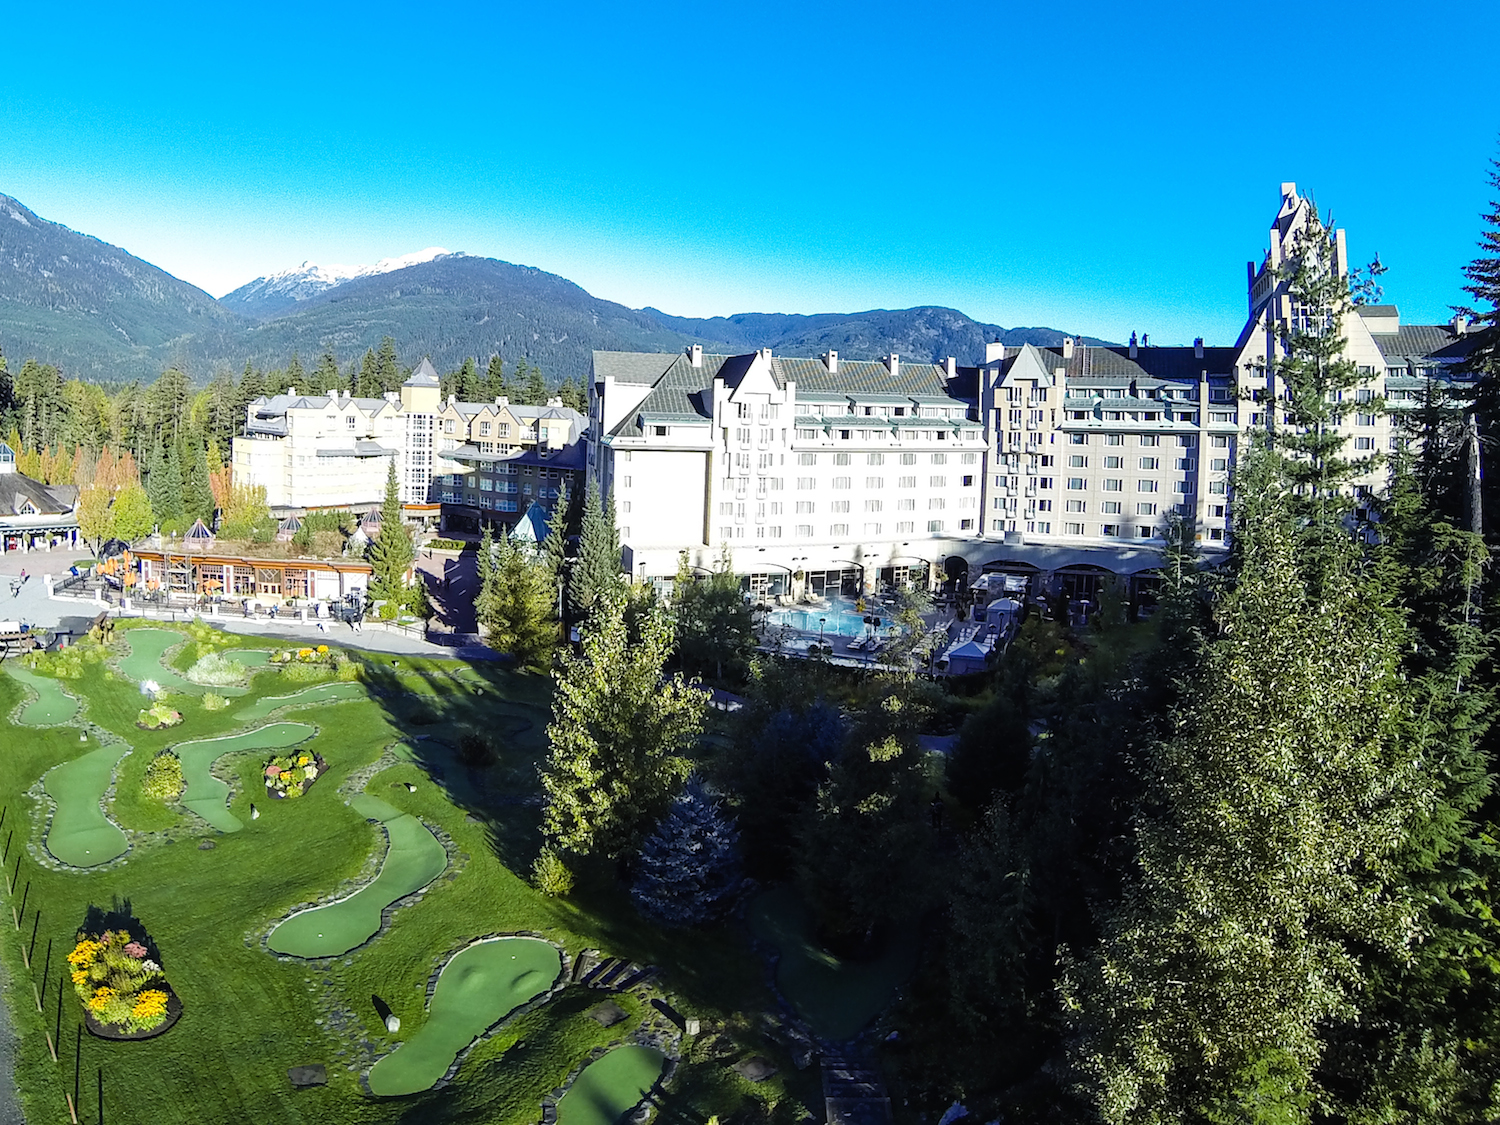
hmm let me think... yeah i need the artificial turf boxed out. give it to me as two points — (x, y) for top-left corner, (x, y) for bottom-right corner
(4, 663), (80, 725)
(235, 682), (366, 723)
(39, 735), (129, 866)
(0, 621), (800, 1125)
(366, 936), (562, 1096)
(176, 722), (318, 832)
(555, 1045), (668, 1125)
(267, 792), (447, 958)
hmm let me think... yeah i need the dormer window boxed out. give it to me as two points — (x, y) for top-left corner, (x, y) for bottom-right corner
(17, 499), (37, 515)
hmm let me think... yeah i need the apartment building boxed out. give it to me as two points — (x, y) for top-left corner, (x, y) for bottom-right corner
(587, 183), (1474, 592)
(232, 358), (586, 531)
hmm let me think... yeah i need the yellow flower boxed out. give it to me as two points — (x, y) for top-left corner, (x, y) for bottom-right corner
(67, 940), (101, 967)
(71, 969), (88, 986)
(87, 987), (115, 1012)
(297, 754), (311, 766)
(131, 989), (168, 1020)
(317, 645), (328, 654)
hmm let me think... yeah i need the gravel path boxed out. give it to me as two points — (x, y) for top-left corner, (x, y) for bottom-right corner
(0, 957), (24, 1125)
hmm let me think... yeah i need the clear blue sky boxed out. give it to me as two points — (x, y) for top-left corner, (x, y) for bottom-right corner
(1, 0), (1493, 349)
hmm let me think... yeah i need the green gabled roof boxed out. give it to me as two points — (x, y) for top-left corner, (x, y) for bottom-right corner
(776, 355), (950, 396)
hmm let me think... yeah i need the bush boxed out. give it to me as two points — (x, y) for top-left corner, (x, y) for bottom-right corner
(201, 693), (228, 711)
(186, 651), (246, 688)
(424, 538), (471, 551)
(141, 752), (184, 802)
(531, 848), (575, 897)
(279, 661), (331, 683)
(69, 929), (172, 1033)
(264, 751), (326, 799)
(137, 702), (182, 729)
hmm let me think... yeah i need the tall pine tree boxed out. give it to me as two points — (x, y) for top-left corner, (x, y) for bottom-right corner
(367, 460), (414, 616)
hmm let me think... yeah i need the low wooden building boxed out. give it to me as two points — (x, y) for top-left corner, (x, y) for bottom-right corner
(134, 546), (373, 604)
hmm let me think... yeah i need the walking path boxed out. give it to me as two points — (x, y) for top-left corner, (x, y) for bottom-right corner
(0, 953), (19, 1125)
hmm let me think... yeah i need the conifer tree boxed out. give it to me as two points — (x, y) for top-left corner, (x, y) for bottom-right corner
(357, 348), (378, 398)
(485, 355), (507, 400)
(475, 522), (498, 630)
(567, 478), (620, 619)
(455, 357), (480, 401)
(183, 442), (216, 525)
(311, 350), (340, 394)
(374, 336), (402, 393)
(284, 353), (306, 391)
(1458, 148), (1500, 537)
(542, 481), (570, 608)
(537, 593), (704, 876)
(367, 461), (414, 615)
(523, 360), (547, 405)
(481, 529), (555, 671)
(631, 775), (742, 927)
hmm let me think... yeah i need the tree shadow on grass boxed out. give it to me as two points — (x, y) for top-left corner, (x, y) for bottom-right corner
(80, 896), (162, 963)
(354, 655), (554, 877)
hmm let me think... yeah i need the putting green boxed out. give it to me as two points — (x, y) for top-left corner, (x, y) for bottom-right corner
(267, 793), (447, 957)
(367, 937), (562, 1096)
(233, 681), (365, 722)
(555, 1045), (667, 1125)
(43, 741), (130, 867)
(119, 629), (248, 696)
(226, 649), (275, 668)
(177, 723), (317, 833)
(748, 885), (920, 1041)
(5, 664), (80, 725)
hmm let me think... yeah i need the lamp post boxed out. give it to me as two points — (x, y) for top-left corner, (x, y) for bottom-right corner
(819, 616), (826, 652)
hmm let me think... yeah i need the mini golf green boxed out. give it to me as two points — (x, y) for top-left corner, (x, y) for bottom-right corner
(4, 664), (80, 725)
(232, 681), (365, 722)
(266, 792), (447, 957)
(555, 1045), (667, 1125)
(176, 722), (317, 832)
(748, 885), (920, 1041)
(226, 649), (274, 668)
(119, 629), (248, 696)
(42, 740), (131, 866)
(367, 937), (563, 1096)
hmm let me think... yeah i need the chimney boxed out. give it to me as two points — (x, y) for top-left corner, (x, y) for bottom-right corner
(985, 338), (1005, 364)
(944, 356), (956, 378)
(1061, 337), (1075, 360)
(885, 354), (900, 379)
(1128, 332), (1138, 359)
(823, 350), (839, 373)
(1194, 337), (1204, 359)
(448, 393), (456, 405)
(758, 347), (774, 363)
(1453, 313), (1470, 336)
(287, 385), (298, 397)
(1142, 333), (1150, 348)
(494, 396), (509, 407)
(688, 344), (702, 368)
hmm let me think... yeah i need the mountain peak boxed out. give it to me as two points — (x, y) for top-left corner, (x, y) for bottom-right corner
(221, 247), (460, 318)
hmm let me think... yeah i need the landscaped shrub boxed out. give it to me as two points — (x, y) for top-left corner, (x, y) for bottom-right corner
(274, 645), (338, 683)
(531, 848), (575, 897)
(186, 651), (247, 688)
(141, 752), (184, 802)
(263, 751), (327, 799)
(137, 702), (183, 729)
(28, 638), (107, 680)
(68, 929), (173, 1034)
(424, 538), (471, 551)
(631, 776), (743, 927)
(201, 692), (228, 711)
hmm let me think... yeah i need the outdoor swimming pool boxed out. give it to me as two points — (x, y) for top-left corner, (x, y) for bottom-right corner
(763, 595), (897, 639)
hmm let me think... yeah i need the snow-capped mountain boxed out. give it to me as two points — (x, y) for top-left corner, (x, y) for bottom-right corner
(220, 247), (457, 318)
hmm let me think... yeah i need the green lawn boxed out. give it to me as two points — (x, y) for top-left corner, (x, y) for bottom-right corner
(0, 621), (805, 1125)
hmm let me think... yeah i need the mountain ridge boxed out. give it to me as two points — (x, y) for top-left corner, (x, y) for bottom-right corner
(0, 190), (1113, 385)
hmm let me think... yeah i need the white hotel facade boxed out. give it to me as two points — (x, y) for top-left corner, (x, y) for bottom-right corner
(588, 184), (1475, 596)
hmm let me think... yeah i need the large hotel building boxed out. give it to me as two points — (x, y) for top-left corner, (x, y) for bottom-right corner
(587, 184), (1475, 596)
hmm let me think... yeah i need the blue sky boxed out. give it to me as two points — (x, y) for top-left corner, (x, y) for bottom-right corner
(0, 0), (1493, 350)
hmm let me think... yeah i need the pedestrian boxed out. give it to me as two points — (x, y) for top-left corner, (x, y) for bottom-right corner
(317, 620), (328, 634)
(19, 569), (26, 583)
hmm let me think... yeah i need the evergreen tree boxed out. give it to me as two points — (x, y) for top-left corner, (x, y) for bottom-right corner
(475, 522), (499, 631)
(1459, 148), (1500, 538)
(183, 442), (216, 525)
(537, 593), (705, 876)
(631, 775), (742, 927)
(284, 353), (306, 392)
(374, 336), (402, 393)
(455, 357), (481, 401)
(542, 480), (570, 597)
(482, 529), (556, 671)
(484, 355), (507, 400)
(1064, 452), (1421, 1122)
(523, 359), (547, 405)
(311, 350), (340, 394)
(558, 375), (587, 413)
(672, 548), (754, 681)
(357, 348), (378, 398)
(145, 437), (177, 528)
(367, 461), (414, 615)
(568, 478), (620, 619)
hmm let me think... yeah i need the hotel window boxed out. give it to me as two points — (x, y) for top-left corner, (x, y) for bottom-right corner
(867, 453), (884, 465)
(864, 522), (882, 535)
(1137, 502), (1157, 516)
(900, 452), (917, 465)
(1140, 457), (1159, 470)
(962, 452), (978, 464)
(1105, 434), (1123, 446)
(865, 499), (883, 512)
(797, 477), (815, 489)
(796, 501), (815, 514)
(897, 520), (915, 533)
(1175, 480), (1193, 493)
(992, 519), (1006, 532)
(1209, 481), (1227, 494)
(735, 427), (751, 444)
(497, 423), (510, 437)
(927, 519), (945, 532)
(1069, 455), (1087, 467)
(736, 403), (751, 420)
(796, 524), (814, 537)
(899, 475), (916, 488)
(959, 518), (975, 530)
(898, 498), (916, 511)
(833, 476), (852, 489)
(797, 428), (818, 439)
(831, 500), (851, 513)
(1139, 434), (1159, 447)
(839, 429), (852, 440)
(1035, 521), (1052, 533)
(1357, 413), (1377, 426)
(759, 427), (774, 443)
(1067, 500), (1086, 513)
(719, 501), (734, 515)
(929, 498), (946, 510)
(866, 476), (884, 489)
(1177, 458), (1196, 471)
(479, 421), (491, 436)
(834, 453), (851, 465)
(830, 523), (850, 536)
(1102, 524), (1120, 537)
(962, 475), (974, 486)
(1066, 477), (1086, 489)
(1211, 435), (1230, 448)
(499, 499), (518, 512)
(347, 415), (358, 430)
(758, 454), (774, 470)
(1211, 457), (1229, 470)
(1104, 456), (1122, 468)
(1137, 526), (1154, 539)
(1065, 522), (1084, 535)
(1037, 499), (1053, 511)
(444, 418), (455, 433)
(931, 453), (947, 464)
(1209, 504), (1226, 518)
(1038, 477), (1054, 489)
(1177, 435), (1197, 447)
(1101, 501), (1121, 514)
(1355, 437), (1375, 450)
(797, 453), (817, 466)
(929, 475), (947, 487)
(1103, 479), (1122, 491)
(1209, 528), (1225, 541)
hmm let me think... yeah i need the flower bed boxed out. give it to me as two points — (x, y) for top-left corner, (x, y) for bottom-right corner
(68, 929), (181, 1039)
(264, 751), (328, 799)
(273, 645), (334, 666)
(137, 701), (183, 730)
